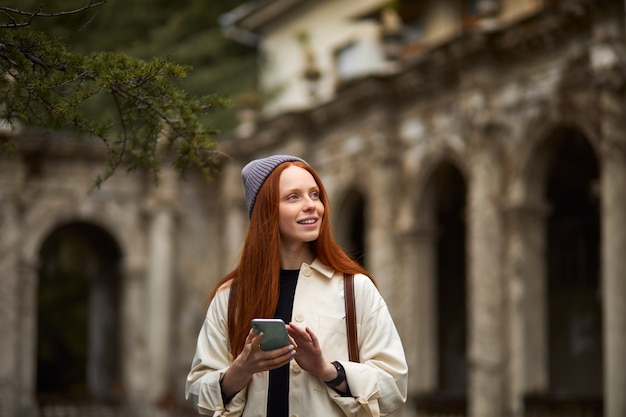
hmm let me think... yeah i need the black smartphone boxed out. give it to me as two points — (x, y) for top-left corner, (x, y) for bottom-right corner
(251, 318), (290, 351)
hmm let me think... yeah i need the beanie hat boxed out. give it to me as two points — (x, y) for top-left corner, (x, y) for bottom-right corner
(242, 155), (307, 218)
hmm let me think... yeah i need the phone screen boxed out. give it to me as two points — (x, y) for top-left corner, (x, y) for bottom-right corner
(251, 318), (290, 351)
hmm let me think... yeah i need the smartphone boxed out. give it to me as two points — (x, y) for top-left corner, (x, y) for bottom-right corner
(251, 318), (290, 351)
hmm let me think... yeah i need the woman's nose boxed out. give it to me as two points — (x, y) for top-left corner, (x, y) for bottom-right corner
(303, 196), (315, 210)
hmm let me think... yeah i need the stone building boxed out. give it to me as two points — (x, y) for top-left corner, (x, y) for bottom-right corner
(1, 0), (625, 417)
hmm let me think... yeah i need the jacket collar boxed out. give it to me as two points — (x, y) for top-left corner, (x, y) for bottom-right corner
(307, 258), (335, 279)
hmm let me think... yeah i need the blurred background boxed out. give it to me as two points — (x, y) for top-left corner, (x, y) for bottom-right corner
(1, 1), (625, 417)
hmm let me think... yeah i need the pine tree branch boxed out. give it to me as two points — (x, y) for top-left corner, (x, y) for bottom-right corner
(0, 2), (106, 28)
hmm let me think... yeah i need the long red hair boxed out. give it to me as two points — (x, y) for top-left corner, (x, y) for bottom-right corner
(208, 161), (374, 356)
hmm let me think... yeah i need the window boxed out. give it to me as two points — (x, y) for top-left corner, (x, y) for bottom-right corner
(336, 42), (361, 80)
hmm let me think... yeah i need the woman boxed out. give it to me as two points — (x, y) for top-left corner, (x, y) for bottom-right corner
(186, 155), (407, 416)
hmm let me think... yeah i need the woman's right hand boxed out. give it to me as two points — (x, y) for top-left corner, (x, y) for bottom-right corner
(238, 328), (295, 373)
(220, 328), (295, 401)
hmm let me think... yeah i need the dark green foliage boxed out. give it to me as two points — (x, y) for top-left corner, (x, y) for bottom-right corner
(0, 0), (256, 186)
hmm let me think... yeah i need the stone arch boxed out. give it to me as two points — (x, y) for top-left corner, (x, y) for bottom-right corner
(36, 220), (124, 406)
(428, 160), (468, 397)
(421, 157), (468, 397)
(511, 115), (601, 205)
(401, 148), (468, 413)
(17, 201), (140, 413)
(397, 143), (468, 234)
(414, 149), (468, 222)
(511, 122), (603, 412)
(22, 207), (130, 269)
(334, 185), (368, 266)
(543, 127), (602, 398)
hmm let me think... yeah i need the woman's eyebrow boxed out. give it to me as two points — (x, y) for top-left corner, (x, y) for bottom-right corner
(284, 185), (318, 192)
(280, 186), (318, 197)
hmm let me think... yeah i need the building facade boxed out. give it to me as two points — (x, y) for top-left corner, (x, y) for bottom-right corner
(219, 1), (626, 416)
(1, 0), (625, 417)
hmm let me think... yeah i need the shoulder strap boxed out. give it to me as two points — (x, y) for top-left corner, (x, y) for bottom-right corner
(344, 273), (359, 362)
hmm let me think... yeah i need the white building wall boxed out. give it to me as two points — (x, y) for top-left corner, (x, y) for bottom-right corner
(260, 0), (387, 116)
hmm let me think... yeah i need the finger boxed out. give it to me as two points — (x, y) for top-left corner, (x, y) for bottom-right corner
(265, 346), (296, 370)
(256, 335), (265, 348)
(244, 329), (263, 349)
(300, 330), (313, 343)
(244, 328), (256, 344)
(287, 323), (311, 342)
(249, 331), (265, 352)
(305, 326), (319, 346)
(287, 322), (306, 336)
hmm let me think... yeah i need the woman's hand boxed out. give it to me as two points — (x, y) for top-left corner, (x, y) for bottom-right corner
(221, 328), (295, 401)
(286, 324), (337, 381)
(238, 328), (295, 373)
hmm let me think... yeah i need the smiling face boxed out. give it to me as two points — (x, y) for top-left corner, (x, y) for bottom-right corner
(278, 165), (325, 249)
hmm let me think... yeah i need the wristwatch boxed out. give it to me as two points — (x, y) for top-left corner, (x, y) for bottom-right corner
(325, 361), (346, 388)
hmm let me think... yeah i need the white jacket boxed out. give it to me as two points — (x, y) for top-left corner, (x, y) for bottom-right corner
(185, 258), (408, 416)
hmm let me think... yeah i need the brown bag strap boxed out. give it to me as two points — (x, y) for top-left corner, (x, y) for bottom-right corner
(344, 273), (359, 362)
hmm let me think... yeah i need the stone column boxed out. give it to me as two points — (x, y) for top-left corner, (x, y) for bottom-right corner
(366, 155), (399, 307)
(504, 202), (549, 415)
(221, 161), (247, 273)
(18, 261), (39, 417)
(0, 161), (38, 417)
(0, 191), (21, 417)
(590, 22), (626, 417)
(122, 263), (149, 413)
(365, 105), (402, 311)
(600, 114), (626, 417)
(145, 168), (178, 403)
(467, 125), (506, 417)
(408, 226), (438, 393)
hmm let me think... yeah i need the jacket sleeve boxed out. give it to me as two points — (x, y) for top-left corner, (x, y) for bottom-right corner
(185, 287), (248, 416)
(330, 275), (408, 416)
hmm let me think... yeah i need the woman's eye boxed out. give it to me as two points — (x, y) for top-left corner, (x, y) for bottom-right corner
(311, 191), (320, 199)
(287, 194), (298, 200)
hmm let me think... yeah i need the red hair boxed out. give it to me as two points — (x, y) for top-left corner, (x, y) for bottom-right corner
(208, 161), (375, 356)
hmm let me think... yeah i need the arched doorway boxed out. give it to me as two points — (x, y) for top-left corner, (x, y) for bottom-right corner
(544, 128), (603, 400)
(432, 161), (467, 397)
(37, 221), (123, 406)
(415, 159), (468, 415)
(336, 188), (367, 266)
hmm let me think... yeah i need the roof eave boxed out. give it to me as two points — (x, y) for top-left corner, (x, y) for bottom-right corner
(219, 0), (309, 45)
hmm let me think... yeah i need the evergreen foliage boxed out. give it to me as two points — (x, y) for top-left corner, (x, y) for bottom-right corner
(0, 0), (256, 186)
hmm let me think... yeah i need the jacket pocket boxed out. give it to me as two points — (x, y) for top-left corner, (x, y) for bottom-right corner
(317, 314), (350, 360)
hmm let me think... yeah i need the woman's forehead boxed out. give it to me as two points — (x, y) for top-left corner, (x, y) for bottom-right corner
(279, 165), (317, 189)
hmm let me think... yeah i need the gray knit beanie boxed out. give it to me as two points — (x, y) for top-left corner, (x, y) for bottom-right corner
(242, 155), (308, 218)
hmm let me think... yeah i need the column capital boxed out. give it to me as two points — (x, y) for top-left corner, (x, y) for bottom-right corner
(590, 24), (626, 90)
(143, 174), (181, 217)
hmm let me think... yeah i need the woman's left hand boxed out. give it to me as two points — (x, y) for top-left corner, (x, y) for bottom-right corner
(287, 323), (337, 381)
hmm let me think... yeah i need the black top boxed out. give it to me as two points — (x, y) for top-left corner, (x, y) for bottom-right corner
(267, 269), (299, 417)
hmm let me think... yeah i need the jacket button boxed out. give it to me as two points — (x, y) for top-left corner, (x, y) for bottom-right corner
(302, 266), (311, 276)
(294, 313), (304, 322)
(292, 363), (301, 373)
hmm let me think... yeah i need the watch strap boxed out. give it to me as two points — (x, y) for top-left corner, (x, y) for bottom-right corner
(325, 361), (346, 388)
